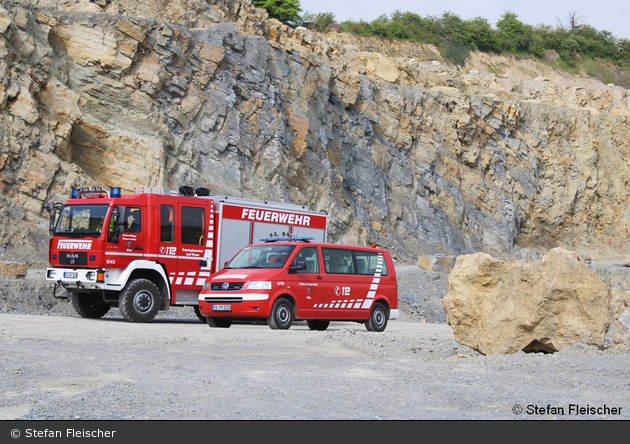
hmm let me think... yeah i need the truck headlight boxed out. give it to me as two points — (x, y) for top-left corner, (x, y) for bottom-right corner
(247, 281), (272, 290)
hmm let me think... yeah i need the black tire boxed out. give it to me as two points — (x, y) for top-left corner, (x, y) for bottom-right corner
(365, 302), (388, 332)
(267, 297), (294, 330)
(118, 278), (160, 323)
(207, 317), (233, 328)
(193, 305), (206, 322)
(307, 320), (330, 331)
(71, 293), (110, 319)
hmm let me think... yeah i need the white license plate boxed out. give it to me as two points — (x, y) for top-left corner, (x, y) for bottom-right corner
(64, 272), (78, 279)
(212, 304), (232, 312)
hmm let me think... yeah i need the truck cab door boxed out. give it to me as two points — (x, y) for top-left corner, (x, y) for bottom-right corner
(170, 203), (211, 305)
(105, 205), (146, 268)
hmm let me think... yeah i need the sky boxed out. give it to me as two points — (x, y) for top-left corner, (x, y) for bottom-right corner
(296, 0), (630, 40)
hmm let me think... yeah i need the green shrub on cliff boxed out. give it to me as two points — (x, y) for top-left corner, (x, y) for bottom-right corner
(252, 0), (302, 23)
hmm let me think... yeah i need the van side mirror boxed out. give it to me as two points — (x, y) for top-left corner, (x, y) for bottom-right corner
(288, 260), (307, 274)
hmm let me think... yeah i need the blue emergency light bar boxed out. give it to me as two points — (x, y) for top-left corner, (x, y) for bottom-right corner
(261, 237), (314, 243)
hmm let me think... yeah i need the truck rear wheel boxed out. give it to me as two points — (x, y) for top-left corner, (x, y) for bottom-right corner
(193, 305), (206, 322)
(71, 293), (110, 319)
(119, 279), (160, 323)
(267, 297), (294, 330)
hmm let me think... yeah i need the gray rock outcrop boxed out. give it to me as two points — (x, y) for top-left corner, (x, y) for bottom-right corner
(1, 0), (630, 270)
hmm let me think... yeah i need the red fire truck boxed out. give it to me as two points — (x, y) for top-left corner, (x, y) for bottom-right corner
(45, 186), (328, 323)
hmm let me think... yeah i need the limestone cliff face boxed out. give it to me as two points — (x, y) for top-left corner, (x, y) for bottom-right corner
(2, 0), (630, 267)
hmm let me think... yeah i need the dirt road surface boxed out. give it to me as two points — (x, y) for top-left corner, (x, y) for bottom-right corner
(1, 312), (628, 420)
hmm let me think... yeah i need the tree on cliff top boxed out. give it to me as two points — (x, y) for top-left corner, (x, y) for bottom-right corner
(253, 0), (302, 23)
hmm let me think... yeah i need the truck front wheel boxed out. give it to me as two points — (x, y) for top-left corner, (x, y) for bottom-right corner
(119, 279), (160, 323)
(71, 293), (110, 319)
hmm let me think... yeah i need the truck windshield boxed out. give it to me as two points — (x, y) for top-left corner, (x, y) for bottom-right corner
(55, 204), (110, 237)
(225, 244), (296, 269)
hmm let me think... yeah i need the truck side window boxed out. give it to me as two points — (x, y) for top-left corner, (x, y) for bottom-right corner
(125, 207), (142, 233)
(181, 206), (205, 245)
(161, 205), (174, 243)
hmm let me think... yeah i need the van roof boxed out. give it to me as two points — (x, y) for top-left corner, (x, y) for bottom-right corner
(253, 239), (390, 252)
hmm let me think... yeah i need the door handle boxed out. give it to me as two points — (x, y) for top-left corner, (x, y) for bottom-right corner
(134, 246), (143, 251)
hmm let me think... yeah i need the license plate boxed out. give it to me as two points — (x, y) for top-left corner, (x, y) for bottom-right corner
(64, 272), (78, 279)
(212, 304), (232, 312)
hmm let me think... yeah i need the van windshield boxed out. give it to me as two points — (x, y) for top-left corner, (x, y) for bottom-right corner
(225, 244), (296, 269)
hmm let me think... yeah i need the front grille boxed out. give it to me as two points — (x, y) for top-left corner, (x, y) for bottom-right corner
(59, 251), (88, 266)
(210, 282), (245, 291)
(204, 297), (243, 303)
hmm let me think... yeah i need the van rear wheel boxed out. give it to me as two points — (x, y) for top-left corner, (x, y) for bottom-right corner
(119, 279), (160, 323)
(267, 298), (294, 330)
(307, 320), (330, 331)
(365, 302), (388, 332)
(71, 293), (110, 319)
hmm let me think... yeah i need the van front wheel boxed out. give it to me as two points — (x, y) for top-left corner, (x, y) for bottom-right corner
(267, 298), (294, 330)
(207, 317), (232, 328)
(365, 302), (388, 332)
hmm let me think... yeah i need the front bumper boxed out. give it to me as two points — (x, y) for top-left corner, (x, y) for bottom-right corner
(45, 267), (106, 293)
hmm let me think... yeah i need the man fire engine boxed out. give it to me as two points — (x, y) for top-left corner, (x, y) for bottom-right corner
(45, 186), (327, 323)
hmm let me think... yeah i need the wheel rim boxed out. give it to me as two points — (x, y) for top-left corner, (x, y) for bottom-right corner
(133, 290), (154, 314)
(276, 304), (290, 324)
(373, 308), (385, 329)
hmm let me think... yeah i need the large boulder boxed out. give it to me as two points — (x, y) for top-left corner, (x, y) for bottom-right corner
(442, 248), (611, 355)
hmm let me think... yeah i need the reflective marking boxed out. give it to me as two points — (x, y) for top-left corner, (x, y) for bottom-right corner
(184, 278), (194, 285)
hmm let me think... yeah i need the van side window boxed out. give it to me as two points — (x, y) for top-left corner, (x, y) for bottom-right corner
(293, 247), (319, 273)
(161, 205), (174, 243)
(354, 251), (388, 276)
(322, 248), (354, 274)
(181, 206), (205, 245)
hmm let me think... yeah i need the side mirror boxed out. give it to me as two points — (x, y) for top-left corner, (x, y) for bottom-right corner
(107, 207), (122, 243)
(288, 260), (307, 274)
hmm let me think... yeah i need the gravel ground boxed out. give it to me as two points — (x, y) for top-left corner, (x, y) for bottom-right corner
(0, 266), (629, 420)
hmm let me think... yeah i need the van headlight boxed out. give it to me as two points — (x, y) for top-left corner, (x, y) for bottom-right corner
(247, 281), (272, 290)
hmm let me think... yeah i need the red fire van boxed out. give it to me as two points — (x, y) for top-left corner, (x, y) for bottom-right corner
(198, 237), (399, 331)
